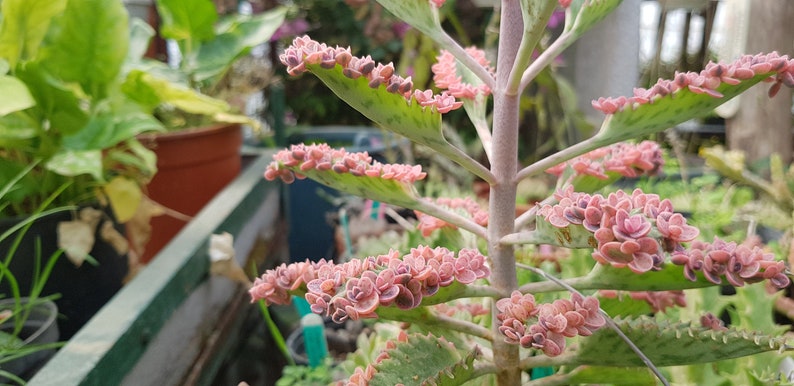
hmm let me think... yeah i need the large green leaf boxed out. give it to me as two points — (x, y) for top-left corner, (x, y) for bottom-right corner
(368, 333), (481, 386)
(0, 112), (36, 146)
(122, 70), (230, 114)
(574, 315), (791, 367)
(14, 62), (88, 136)
(38, 0), (129, 99)
(191, 7), (287, 82)
(0, 0), (66, 67)
(62, 110), (164, 151)
(156, 0), (217, 46)
(45, 150), (103, 181)
(0, 75), (34, 115)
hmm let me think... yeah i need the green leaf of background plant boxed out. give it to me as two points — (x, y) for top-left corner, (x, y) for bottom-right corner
(45, 150), (103, 181)
(126, 18), (156, 64)
(38, 0), (128, 100)
(573, 315), (791, 367)
(0, 113), (36, 145)
(14, 62), (88, 135)
(0, 0), (66, 68)
(192, 7), (286, 83)
(156, 0), (217, 47)
(0, 75), (35, 115)
(62, 111), (164, 151)
(123, 70), (230, 114)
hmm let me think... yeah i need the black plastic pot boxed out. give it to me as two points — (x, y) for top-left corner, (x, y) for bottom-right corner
(0, 209), (128, 339)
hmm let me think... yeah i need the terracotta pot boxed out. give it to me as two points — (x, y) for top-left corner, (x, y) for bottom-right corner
(139, 123), (243, 263)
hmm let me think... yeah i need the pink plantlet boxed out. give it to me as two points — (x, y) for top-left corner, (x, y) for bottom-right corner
(671, 237), (790, 289)
(592, 53), (794, 114)
(547, 141), (664, 180)
(249, 247), (490, 321)
(497, 293), (604, 357)
(600, 290), (687, 313)
(264, 143), (427, 185)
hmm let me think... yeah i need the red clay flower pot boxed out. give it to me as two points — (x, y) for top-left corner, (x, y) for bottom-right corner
(138, 123), (243, 263)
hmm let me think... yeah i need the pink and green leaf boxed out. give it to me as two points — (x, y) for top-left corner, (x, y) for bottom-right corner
(595, 72), (776, 144)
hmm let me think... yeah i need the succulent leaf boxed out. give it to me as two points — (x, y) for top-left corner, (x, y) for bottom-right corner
(368, 333), (481, 386)
(306, 63), (491, 181)
(595, 72), (772, 144)
(566, 0), (623, 39)
(376, 0), (445, 43)
(567, 365), (657, 385)
(296, 165), (421, 208)
(573, 315), (791, 367)
(581, 261), (715, 291)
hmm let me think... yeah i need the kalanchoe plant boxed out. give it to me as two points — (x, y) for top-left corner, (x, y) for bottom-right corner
(251, 1), (794, 385)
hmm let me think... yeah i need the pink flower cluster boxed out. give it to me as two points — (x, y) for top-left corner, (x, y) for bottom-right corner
(497, 291), (605, 356)
(263, 143), (427, 185)
(279, 35), (464, 114)
(249, 246), (490, 323)
(432, 48), (494, 99)
(671, 237), (790, 289)
(539, 187), (699, 273)
(546, 140), (664, 180)
(592, 52), (794, 114)
(599, 290), (687, 313)
(414, 197), (489, 237)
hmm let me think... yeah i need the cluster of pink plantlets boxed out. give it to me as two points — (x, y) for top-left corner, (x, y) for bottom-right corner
(432, 48), (494, 99)
(415, 197), (489, 237)
(249, 246), (490, 323)
(540, 187), (791, 290)
(671, 237), (790, 289)
(599, 290), (687, 313)
(263, 143), (426, 184)
(496, 291), (605, 357)
(592, 52), (794, 114)
(279, 35), (465, 114)
(539, 187), (699, 273)
(546, 140), (664, 180)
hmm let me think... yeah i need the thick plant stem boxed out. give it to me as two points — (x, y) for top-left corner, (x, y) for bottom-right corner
(489, 1), (524, 385)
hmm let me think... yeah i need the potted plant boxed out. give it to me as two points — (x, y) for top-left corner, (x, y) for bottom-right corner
(122, 0), (287, 262)
(0, 0), (166, 338)
(248, 0), (794, 385)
